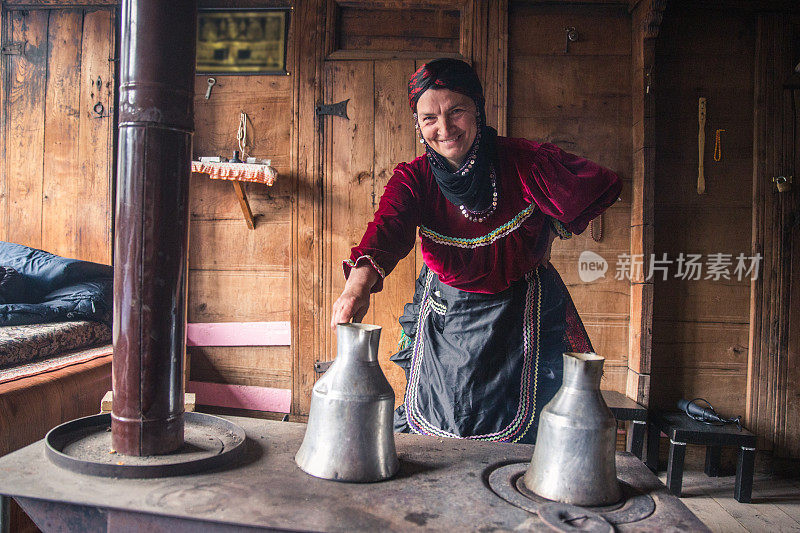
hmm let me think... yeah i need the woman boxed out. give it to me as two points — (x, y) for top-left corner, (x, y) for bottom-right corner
(330, 59), (621, 444)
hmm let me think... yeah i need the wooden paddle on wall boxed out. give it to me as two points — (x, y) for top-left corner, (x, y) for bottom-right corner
(698, 97), (707, 194)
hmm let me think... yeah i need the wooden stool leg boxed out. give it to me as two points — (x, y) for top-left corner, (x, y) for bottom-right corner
(704, 445), (722, 477)
(627, 420), (646, 459)
(666, 440), (686, 497)
(0, 494), (9, 533)
(735, 446), (756, 503)
(646, 421), (660, 472)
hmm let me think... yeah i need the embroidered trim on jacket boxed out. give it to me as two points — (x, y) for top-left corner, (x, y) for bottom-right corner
(343, 255), (386, 278)
(550, 218), (573, 240)
(419, 204), (535, 249)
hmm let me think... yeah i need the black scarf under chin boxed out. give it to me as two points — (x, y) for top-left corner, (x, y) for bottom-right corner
(426, 125), (498, 213)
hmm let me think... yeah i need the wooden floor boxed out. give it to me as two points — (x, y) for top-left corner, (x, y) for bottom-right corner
(658, 466), (800, 532)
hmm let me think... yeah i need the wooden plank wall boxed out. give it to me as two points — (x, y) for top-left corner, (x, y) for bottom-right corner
(508, 2), (633, 394)
(189, 1), (295, 395)
(292, 0), (324, 416)
(650, 4), (755, 415)
(0, 7), (115, 264)
(627, 0), (664, 406)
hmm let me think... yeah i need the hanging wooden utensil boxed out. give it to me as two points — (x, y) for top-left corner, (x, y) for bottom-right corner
(698, 97), (707, 194)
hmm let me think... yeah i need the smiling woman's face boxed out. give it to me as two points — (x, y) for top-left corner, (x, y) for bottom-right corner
(416, 88), (478, 170)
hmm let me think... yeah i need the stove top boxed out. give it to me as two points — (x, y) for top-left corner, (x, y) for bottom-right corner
(0, 416), (707, 532)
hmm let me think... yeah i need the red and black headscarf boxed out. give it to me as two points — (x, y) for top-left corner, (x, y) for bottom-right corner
(408, 58), (485, 116)
(408, 58), (497, 214)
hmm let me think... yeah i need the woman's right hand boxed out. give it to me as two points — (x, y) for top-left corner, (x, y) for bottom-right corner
(330, 264), (379, 329)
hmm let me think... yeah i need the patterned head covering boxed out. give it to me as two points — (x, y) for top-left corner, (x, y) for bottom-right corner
(407, 58), (497, 215)
(408, 59), (485, 114)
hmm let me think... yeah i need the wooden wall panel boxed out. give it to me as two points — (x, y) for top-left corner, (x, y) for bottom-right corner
(292, 0), (325, 415)
(188, 270), (290, 322)
(654, 280), (751, 324)
(41, 10), (82, 260)
(371, 59), (418, 407)
(627, 0), (662, 404)
(652, 4), (755, 414)
(1, 8), (114, 264)
(192, 75), (292, 172)
(786, 184), (800, 457)
(189, 346), (292, 389)
(549, 208), (633, 326)
(508, 3), (632, 395)
(471, 0), (507, 135)
(747, 13), (800, 457)
(655, 156), (754, 208)
(337, 6), (461, 53)
(650, 365), (748, 417)
(187, 2), (300, 408)
(600, 359), (629, 393)
(509, 4), (630, 57)
(583, 322), (628, 361)
(321, 59), (376, 367)
(189, 172), (293, 221)
(4, 10), (49, 248)
(75, 9), (114, 264)
(652, 321), (749, 369)
(189, 219), (291, 271)
(189, 33), (295, 393)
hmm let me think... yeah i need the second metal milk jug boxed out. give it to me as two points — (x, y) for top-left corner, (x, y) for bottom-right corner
(295, 323), (399, 482)
(522, 352), (622, 506)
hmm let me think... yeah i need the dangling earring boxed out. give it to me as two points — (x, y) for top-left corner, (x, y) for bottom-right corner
(413, 113), (425, 144)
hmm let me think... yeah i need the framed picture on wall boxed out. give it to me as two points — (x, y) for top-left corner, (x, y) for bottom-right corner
(197, 8), (289, 75)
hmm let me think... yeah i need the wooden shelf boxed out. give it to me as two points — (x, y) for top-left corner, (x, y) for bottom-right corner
(191, 161), (277, 230)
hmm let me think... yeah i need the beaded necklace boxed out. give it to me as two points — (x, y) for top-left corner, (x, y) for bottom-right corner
(459, 167), (498, 222)
(423, 123), (499, 223)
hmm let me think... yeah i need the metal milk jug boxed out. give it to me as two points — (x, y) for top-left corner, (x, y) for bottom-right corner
(522, 352), (622, 506)
(295, 323), (399, 482)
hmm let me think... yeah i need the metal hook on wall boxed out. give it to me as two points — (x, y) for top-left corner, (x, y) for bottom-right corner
(564, 27), (579, 54)
(92, 101), (111, 118)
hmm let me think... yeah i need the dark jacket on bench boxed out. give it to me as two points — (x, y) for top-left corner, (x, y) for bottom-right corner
(0, 242), (112, 326)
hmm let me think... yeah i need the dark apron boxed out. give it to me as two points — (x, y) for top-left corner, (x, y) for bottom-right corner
(391, 262), (592, 444)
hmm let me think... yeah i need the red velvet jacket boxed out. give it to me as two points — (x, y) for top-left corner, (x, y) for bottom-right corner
(345, 136), (622, 294)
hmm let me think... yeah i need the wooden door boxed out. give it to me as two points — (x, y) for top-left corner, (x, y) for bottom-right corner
(321, 59), (421, 406)
(0, 8), (116, 264)
(748, 14), (800, 458)
(293, 0), (506, 414)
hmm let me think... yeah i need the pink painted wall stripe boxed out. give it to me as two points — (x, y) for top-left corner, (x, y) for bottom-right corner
(187, 381), (292, 413)
(186, 321), (290, 347)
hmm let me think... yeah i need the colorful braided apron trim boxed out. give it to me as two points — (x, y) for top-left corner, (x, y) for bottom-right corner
(403, 268), (542, 442)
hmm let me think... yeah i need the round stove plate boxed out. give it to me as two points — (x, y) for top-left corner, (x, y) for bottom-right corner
(487, 462), (655, 526)
(45, 412), (247, 478)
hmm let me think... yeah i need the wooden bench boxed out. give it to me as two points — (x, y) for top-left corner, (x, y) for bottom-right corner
(0, 345), (112, 533)
(646, 410), (757, 503)
(601, 389), (647, 459)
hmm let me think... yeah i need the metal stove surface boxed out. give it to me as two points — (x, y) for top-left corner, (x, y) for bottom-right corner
(0, 417), (707, 532)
